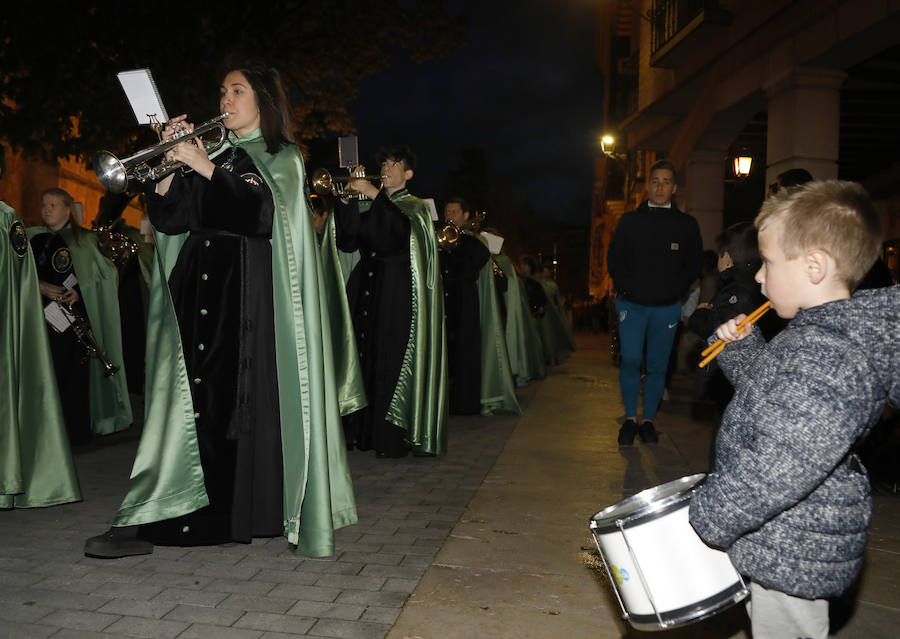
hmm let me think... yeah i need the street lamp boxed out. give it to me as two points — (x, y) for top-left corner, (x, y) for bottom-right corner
(601, 134), (617, 157)
(732, 149), (753, 178)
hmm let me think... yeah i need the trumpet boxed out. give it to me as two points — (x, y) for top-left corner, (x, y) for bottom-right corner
(58, 302), (120, 377)
(437, 210), (486, 252)
(311, 168), (383, 200)
(93, 113), (230, 193)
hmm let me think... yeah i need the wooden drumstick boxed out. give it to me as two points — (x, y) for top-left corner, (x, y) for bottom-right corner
(698, 301), (771, 368)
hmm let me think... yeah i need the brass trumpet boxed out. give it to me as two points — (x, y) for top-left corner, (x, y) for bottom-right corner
(437, 210), (486, 251)
(93, 113), (229, 193)
(311, 168), (383, 200)
(58, 302), (120, 377)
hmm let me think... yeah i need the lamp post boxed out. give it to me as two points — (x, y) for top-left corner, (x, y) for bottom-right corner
(732, 148), (753, 178)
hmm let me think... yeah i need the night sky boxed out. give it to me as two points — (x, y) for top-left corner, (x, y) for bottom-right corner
(345, 0), (604, 227)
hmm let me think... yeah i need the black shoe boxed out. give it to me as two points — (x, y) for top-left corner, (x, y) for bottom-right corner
(638, 421), (659, 444)
(84, 528), (154, 559)
(617, 419), (638, 446)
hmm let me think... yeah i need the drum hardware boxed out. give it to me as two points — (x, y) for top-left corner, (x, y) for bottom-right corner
(588, 474), (749, 631)
(93, 113), (230, 194)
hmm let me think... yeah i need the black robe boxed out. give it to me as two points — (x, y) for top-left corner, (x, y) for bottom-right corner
(439, 233), (489, 415)
(30, 231), (91, 445)
(140, 148), (283, 544)
(335, 191), (413, 457)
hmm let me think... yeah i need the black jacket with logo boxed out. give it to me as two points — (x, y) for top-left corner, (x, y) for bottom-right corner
(607, 200), (703, 306)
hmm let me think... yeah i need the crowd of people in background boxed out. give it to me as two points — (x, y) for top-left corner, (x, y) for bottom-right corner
(0, 61), (576, 562)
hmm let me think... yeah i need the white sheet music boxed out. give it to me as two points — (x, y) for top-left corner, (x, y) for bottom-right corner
(481, 231), (504, 254)
(423, 198), (439, 222)
(117, 69), (168, 125)
(44, 302), (73, 333)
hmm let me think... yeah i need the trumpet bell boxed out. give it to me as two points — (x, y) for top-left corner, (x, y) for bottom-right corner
(93, 113), (228, 194)
(311, 167), (381, 199)
(93, 151), (129, 194)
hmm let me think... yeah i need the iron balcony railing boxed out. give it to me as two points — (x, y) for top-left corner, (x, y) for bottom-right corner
(649, 0), (727, 56)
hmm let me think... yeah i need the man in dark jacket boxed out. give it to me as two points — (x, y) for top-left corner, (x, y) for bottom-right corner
(606, 159), (702, 445)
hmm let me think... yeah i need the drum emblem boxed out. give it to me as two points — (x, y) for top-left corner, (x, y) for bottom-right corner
(611, 565), (630, 585)
(9, 220), (28, 258)
(52, 247), (72, 273)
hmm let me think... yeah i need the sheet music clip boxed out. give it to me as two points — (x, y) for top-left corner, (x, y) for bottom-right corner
(116, 68), (169, 140)
(147, 114), (164, 142)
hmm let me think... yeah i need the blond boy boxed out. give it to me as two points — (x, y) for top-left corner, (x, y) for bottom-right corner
(689, 181), (899, 639)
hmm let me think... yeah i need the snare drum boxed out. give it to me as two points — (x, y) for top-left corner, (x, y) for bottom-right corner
(588, 473), (748, 631)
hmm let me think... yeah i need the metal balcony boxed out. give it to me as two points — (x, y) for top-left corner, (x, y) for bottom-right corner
(649, 0), (731, 68)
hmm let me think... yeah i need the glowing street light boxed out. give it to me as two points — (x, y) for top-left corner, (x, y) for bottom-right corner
(733, 149), (753, 178)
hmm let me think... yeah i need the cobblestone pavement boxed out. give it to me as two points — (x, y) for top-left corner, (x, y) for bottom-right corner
(0, 382), (535, 638)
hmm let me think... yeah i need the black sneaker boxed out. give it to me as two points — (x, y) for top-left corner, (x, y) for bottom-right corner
(84, 528), (154, 559)
(638, 421), (659, 444)
(617, 419), (638, 446)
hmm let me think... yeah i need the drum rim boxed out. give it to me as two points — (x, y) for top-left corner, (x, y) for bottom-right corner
(625, 580), (749, 631)
(589, 473), (707, 533)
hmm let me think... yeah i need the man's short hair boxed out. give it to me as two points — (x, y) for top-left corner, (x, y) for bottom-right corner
(755, 180), (882, 290)
(777, 168), (813, 188)
(715, 222), (759, 266)
(445, 196), (471, 214)
(649, 159), (677, 180)
(375, 145), (417, 172)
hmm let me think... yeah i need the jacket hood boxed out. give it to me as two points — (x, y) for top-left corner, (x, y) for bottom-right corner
(795, 285), (900, 408)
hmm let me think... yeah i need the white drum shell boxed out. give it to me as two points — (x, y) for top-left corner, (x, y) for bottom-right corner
(595, 501), (742, 619)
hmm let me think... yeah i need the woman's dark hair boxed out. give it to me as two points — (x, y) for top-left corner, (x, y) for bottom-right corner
(224, 61), (293, 154)
(375, 145), (417, 172)
(715, 221), (759, 266)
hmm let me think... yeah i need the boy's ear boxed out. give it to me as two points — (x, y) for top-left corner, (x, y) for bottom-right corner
(404, 168), (414, 181)
(805, 249), (831, 285)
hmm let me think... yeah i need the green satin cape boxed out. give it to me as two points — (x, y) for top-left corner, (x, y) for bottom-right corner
(317, 214), (367, 416)
(494, 254), (545, 385)
(475, 245), (521, 415)
(113, 129), (357, 557)
(383, 191), (448, 455)
(26, 223), (132, 434)
(538, 279), (576, 364)
(2, 202), (81, 508)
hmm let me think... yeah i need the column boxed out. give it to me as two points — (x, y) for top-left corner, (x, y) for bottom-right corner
(682, 150), (725, 249)
(764, 66), (847, 185)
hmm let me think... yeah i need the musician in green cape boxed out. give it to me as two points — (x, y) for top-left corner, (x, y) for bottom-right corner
(1, 154), (82, 509)
(475, 234), (521, 415)
(494, 253), (546, 385)
(537, 264), (576, 361)
(85, 62), (356, 559)
(28, 188), (132, 444)
(311, 192), (367, 416)
(335, 146), (448, 457)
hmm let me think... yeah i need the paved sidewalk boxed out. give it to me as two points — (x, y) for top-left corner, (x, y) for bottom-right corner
(3, 333), (899, 638)
(387, 333), (900, 639)
(0, 381), (532, 638)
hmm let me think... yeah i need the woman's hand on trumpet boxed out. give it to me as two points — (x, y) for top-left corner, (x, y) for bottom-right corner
(156, 114), (216, 195)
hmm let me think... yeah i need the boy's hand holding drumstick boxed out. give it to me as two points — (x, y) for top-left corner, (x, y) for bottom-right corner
(698, 301), (771, 368)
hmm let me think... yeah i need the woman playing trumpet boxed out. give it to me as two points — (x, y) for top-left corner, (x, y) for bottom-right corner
(85, 61), (357, 558)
